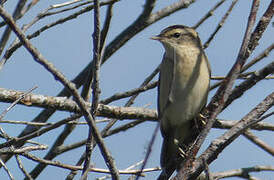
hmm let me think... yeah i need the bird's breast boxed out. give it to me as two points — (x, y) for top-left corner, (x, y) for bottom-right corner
(160, 47), (210, 128)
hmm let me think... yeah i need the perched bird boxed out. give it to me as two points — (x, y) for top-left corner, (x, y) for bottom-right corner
(151, 25), (211, 179)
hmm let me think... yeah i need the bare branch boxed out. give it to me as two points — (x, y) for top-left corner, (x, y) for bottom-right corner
(203, 0), (238, 49)
(100, 81), (158, 105)
(0, 158), (14, 180)
(210, 43), (274, 90)
(243, 129), (274, 156)
(0, 144), (47, 154)
(0, 0), (27, 56)
(18, 152), (161, 175)
(135, 124), (160, 180)
(241, 43), (274, 72)
(224, 61), (274, 109)
(193, 0), (226, 29)
(214, 119), (274, 131)
(212, 165), (274, 179)
(186, 92), (274, 179)
(0, 88), (158, 120)
(0, 114), (81, 149)
(15, 155), (33, 180)
(0, 86), (37, 120)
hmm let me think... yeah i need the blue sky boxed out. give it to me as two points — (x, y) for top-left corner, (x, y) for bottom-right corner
(0, 0), (273, 179)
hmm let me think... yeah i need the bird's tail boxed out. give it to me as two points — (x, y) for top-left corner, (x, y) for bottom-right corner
(158, 120), (202, 180)
(158, 137), (181, 180)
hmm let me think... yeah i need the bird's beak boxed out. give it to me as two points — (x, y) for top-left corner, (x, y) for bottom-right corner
(150, 35), (162, 41)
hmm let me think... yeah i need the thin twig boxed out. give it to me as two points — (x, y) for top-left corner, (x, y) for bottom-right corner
(81, 2), (114, 100)
(0, 88), (158, 120)
(20, 0), (40, 18)
(66, 151), (87, 180)
(0, 0), (39, 28)
(0, 86), (37, 120)
(100, 3), (113, 53)
(0, 158), (14, 180)
(15, 155), (33, 180)
(0, 0), (27, 56)
(90, 0), (102, 113)
(224, 61), (274, 109)
(50, 0), (87, 9)
(97, 160), (145, 180)
(210, 43), (274, 90)
(203, 0), (238, 49)
(0, 144), (47, 154)
(19, 151), (161, 175)
(212, 165), (274, 179)
(211, 74), (274, 80)
(193, 0), (226, 29)
(243, 129), (274, 156)
(100, 81), (157, 105)
(214, 119), (274, 131)
(247, 1), (274, 57)
(135, 123), (160, 180)
(105, 119), (147, 137)
(0, 119), (108, 126)
(125, 65), (160, 107)
(0, 114), (81, 149)
(39, 1), (94, 18)
(0, 120), (53, 126)
(0, 86), (37, 140)
(241, 43), (274, 72)
(28, 115), (82, 179)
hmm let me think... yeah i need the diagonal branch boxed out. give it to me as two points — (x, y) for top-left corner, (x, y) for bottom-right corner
(187, 92), (274, 179)
(203, 0), (238, 49)
(0, 0), (27, 56)
(193, 0), (226, 29)
(243, 128), (274, 156)
(224, 61), (274, 109)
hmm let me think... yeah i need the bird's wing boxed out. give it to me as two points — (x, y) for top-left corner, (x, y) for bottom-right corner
(158, 53), (175, 137)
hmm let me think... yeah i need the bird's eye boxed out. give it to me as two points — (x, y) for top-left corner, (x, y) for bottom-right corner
(172, 33), (181, 38)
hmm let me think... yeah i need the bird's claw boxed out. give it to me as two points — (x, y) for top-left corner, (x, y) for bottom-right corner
(174, 138), (186, 158)
(199, 113), (207, 125)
